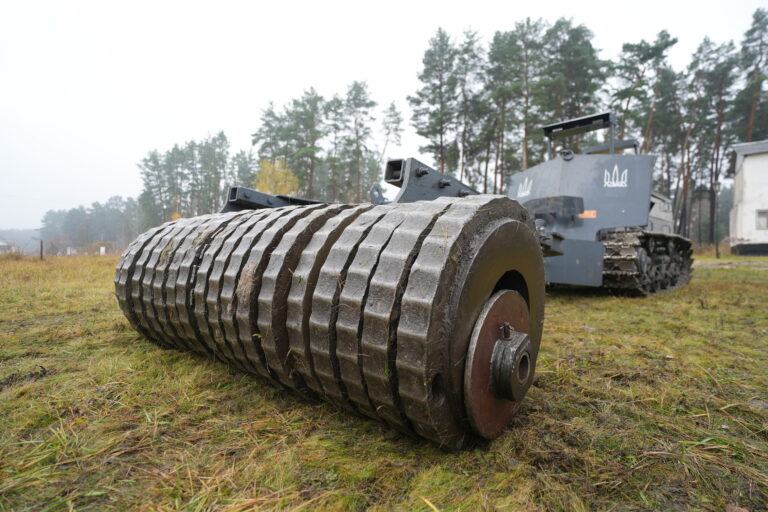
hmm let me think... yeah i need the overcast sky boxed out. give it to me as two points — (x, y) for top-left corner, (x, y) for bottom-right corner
(0, 0), (763, 229)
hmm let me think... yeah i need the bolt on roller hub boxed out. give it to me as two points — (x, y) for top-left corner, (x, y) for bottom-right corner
(115, 195), (545, 450)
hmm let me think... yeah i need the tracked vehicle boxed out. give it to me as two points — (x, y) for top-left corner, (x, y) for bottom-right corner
(507, 112), (693, 295)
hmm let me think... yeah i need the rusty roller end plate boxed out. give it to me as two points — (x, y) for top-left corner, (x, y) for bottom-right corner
(464, 289), (533, 440)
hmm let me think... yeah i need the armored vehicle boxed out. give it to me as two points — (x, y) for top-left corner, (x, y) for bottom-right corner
(507, 112), (692, 295)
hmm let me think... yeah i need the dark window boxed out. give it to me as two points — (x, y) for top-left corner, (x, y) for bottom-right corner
(757, 210), (768, 230)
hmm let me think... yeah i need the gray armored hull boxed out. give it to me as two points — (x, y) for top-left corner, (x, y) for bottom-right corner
(506, 112), (693, 295)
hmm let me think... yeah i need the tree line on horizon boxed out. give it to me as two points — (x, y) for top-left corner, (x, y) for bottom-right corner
(40, 9), (766, 250)
(39, 197), (139, 254)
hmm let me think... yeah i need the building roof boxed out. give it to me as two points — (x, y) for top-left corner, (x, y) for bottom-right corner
(733, 139), (768, 171)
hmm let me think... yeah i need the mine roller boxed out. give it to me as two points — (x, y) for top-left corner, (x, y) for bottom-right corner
(506, 112), (693, 295)
(116, 194), (545, 450)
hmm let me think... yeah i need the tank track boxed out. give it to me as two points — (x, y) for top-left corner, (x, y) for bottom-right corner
(115, 197), (544, 450)
(600, 229), (693, 296)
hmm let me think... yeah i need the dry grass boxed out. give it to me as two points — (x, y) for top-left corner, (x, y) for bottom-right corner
(0, 255), (766, 511)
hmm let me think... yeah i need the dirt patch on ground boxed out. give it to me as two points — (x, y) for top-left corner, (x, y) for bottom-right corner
(0, 366), (54, 392)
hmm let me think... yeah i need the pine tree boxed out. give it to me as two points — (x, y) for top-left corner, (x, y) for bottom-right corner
(324, 95), (348, 202)
(645, 66), (684, 196)
(379, 101), (403, 165)
(485, 30), (517, 192)
(196, 132), (230, 215)
(251, 103), (292, 165)
(286, 88), (325, 198)
(540, 19), (607, 150)
(511, 19), (547, 170)
(688, 39), (738, 242)
(137, 150), (171, 224)
(611, 31), (678, 140)
(343, 81), (377, 202)
(737, 8), (768, 141)
(229, 150), (257, 188)
(409, 28), (458, 174)
(454, 30), (483, 180)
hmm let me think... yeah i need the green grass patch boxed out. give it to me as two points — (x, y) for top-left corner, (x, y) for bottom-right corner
(0, 255), (766, 511)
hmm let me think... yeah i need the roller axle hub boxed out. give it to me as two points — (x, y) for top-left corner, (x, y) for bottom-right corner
(491, 326), (533, 403)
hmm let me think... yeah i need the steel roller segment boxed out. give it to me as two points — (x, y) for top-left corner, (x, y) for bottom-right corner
(139, 216), (209, 349)
(149, 215), (221, 354)
(307, 205), (395, 409)
(160, 215), (231, 356)
(333, 204), (419, 419)
(203, 209), (274, 372)
(116, 222), (171, 331)
(115, 222), (170, 327)
(234, 205), (327, 382)
(193, 210), (266, 365)
(395, 195), (542, 449)
(171, 212), (249, 355)
(359, 198), (453, 432)
(258, 205), (350, 394)
(285, 205), (373, 397)
(115, 223), (164, 297)
(129, 220), (197, 347)
(218, 207), (294, 376)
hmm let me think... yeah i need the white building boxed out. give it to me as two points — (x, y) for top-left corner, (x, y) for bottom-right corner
(730, 139), (768, 255)
(0, 240), (17, 254)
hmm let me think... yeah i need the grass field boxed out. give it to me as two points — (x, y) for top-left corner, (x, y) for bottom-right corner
(1, 253), (766, 511)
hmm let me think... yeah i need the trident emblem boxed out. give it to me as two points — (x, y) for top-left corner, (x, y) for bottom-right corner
(604, 165), (628, 188)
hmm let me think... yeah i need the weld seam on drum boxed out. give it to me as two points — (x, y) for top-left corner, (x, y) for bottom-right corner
(236, 205), (328, 382)
(149, 216), (215, 354)
(184, 212), (254, 358)
(334, 205), (411, 418)
(141, 217), (205, 349)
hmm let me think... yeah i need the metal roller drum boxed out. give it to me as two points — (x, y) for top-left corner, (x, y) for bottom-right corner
(115, 195), (544, 449)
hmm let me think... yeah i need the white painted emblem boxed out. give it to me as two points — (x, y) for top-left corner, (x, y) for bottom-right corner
(517, 176), (533, 197)
(604, 164), (628, 188)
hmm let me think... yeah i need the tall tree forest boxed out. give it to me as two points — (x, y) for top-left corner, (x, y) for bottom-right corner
(44, 9), (766, 250)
